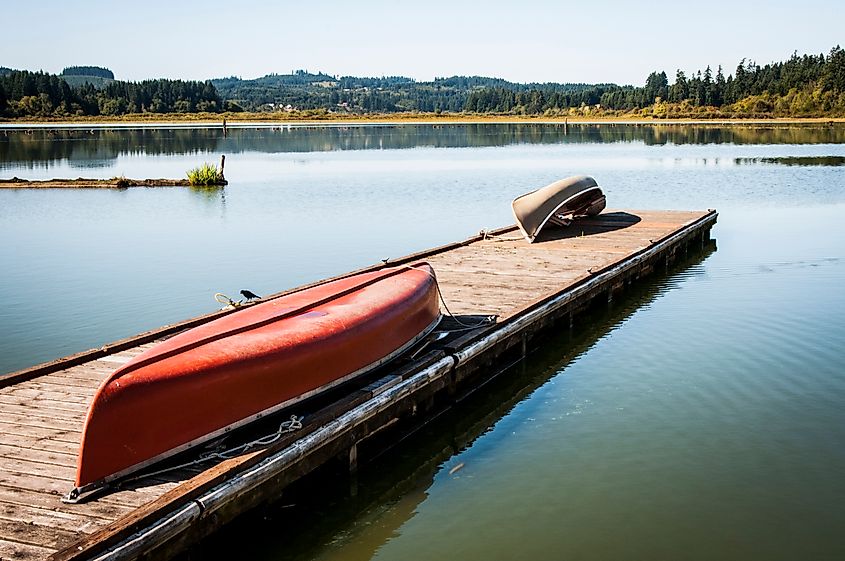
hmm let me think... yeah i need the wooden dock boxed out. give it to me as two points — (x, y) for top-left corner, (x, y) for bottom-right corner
(0, 209), (717, 561)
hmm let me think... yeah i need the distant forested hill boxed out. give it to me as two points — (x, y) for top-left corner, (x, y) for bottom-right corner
(2, 46), (844, 119)
(59, 66), (116, 89)
(61, 66), (115, 79)
(211, 70), (618, 113)
(209, 47), (845, 117)
(212, 70), (463, 112)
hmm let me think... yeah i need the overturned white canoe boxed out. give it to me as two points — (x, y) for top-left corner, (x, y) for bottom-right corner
(511, 176), (606, 242)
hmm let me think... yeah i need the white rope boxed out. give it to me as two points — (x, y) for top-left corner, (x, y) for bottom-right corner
(478, 229), (524, 242)
(404, 264), (496, 331)
(214, 292), (243, 309)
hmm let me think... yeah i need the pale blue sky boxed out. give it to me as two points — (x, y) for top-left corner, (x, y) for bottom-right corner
(2, 0), (841, 85)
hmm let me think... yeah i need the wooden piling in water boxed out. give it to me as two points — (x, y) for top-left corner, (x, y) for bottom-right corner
(0, 209), (717, 561)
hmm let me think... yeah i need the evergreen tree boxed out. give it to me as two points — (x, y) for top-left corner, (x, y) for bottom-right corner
(822, 45), (845, 91)
(714, 66), (726, 106)
(703, 66), (714, 105)
(644, 71), (669, 102)
(669, 70), (689, 102)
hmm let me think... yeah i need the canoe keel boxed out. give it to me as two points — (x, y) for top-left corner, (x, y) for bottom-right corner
(69, 263), (441, 500)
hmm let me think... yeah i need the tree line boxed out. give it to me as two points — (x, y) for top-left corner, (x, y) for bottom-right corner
(0, 70), (222, 117)
(205, 46), (845, 118)
(2, 46), (844, 119)
(466, 46), (845, 117)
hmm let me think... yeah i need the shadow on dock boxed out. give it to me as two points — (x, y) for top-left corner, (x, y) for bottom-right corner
(534, 211), (641, 242)
(181, 239), (717, 561)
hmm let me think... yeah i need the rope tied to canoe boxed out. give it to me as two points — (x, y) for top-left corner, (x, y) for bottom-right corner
(478, 229), (524, 243)
(119, 415), (303, 485)
(215, 292), (244, 309)
(405, 263), (496, 331)
(218, 263), (494, 333)
(216, 290), (262, 309)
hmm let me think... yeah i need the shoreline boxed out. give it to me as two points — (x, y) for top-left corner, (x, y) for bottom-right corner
(1, 113), (843, 129)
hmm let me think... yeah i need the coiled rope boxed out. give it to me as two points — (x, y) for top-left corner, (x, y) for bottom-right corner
(214, 292), (243, 309)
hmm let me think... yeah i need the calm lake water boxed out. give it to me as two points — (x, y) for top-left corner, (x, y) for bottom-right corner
(1, 123), (844, 560)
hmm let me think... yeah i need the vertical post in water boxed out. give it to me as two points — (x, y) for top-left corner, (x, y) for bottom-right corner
(349, 443), (359, 497)
(222, 117), (228, 137)
(219, 154), (226, 181)
(348, 443), (358, 473)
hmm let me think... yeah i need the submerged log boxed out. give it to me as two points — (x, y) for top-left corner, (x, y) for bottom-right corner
(0, 177), (194, 189)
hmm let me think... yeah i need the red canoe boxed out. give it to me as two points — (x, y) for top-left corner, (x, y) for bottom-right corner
(72, 262), (441, 496)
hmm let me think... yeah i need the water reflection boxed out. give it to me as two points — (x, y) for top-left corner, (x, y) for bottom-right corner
(188, 185), (227, 217)
(188, 184), (226, 201)
(735, 155), (845, 166)
(2, 124), (845, 169)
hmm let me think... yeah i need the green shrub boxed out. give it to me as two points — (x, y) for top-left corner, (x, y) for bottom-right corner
(186, 163), (224, 186)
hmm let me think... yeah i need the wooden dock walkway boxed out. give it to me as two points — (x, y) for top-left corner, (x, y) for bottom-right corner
(0, 209), (716, 561)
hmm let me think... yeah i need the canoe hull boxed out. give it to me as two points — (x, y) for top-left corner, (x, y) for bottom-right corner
(74, 263), (440, 491)
(512, 176), (606, 242)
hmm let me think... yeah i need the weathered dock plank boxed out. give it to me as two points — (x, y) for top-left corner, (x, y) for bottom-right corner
(0, 517), (82, 551)
(0, 433), (78, 456)
(13, 379), (101, 394)
(0, 400), (87, 421)
(0, 423), (80, 445)
(0, 413), (84, 434)
(0, 209), (716, 561)
(0, 487), (133, 520)
(0, 502), (107, 535)
(0, 538), (54, 561)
